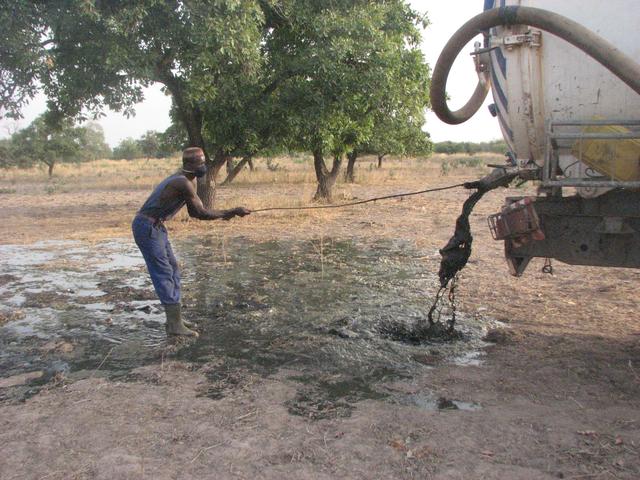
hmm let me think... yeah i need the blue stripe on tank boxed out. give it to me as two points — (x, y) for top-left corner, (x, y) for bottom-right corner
(490, 65), (509, 112)
(494, 48), (507, 77)
(496, 107), (514, 142)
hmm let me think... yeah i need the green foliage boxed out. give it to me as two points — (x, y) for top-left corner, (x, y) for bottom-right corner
(434, 140), (508, 155)
(1, 114), (111, 174)
(111, 129), (179, 160)
(265, 0), (429, 159)
(366, 118), (433, 160)
(136, 130), (175, 159)
(255, 0), (432, 199)
(0, 1), (264, 138)
(112, 138), (143, 161)
(352, 2), (433, 161)
(0, 2), (43, 119)
(78, 122), (111, 160)
(1, 0), (432, 201)
(1, 0), (267, 204)
(0, 138), (14, 168)
(9, 114), (87, 175)
(158, 123), (187, 155)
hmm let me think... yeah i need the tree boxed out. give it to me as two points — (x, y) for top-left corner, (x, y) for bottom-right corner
(116, 128), (183, 160)
(1, 115), (110, 173)
(343, 108), (428, 189)
(112, 138), (143, 161)
(0, 138), (13, 168)
(2, 1), (431, 202)
(433, 140), (508, 155)
(264, 0), (430, 200)
(1, 1), (264, 206)
(220, 154), (254, 186)
(78, 122), (111, 160)
(136, 130), (175, 159)
(343, 21), (432, 183)
(137, 130), (162, 160)
(0, 3), (44, 120)
(11, 114), (84, 176)
(345, 113), (433, 182)
(158, 123), (188, 156)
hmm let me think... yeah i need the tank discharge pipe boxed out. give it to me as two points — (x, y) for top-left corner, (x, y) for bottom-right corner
(431, 6), (640, 125)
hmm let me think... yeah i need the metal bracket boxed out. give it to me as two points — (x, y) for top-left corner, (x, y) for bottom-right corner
(494, 30), (541, 50)
(472, 41), (492, 76)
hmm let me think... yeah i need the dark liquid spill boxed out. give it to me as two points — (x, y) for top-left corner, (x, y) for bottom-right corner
(0, 238), (490, 411)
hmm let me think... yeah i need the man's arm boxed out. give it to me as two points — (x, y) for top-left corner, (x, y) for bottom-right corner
(175, 177), (250, 220)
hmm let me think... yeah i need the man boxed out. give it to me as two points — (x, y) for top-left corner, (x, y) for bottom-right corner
(132, 147), (250, 337)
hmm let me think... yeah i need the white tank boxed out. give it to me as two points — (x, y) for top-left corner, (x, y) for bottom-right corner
(485, 0), (640, 192)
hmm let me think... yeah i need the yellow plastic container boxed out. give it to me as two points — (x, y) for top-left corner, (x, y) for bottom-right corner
(572, 124), (640, 181)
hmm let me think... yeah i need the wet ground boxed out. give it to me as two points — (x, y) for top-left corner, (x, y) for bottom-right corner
(0, 237), (496, 413)
(2, 168), (640, 478)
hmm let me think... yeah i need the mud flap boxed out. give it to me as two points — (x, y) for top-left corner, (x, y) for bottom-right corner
(504, 241), (533, 277)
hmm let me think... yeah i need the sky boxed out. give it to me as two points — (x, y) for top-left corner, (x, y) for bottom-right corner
(413, 0), (502, 143)
(0, 1), (502, 147)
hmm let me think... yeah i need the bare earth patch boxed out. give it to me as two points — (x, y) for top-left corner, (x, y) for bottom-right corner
(0, 157), (639, 479)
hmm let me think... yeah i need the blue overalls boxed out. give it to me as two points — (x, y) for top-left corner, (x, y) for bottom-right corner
(132, 174), (187, 306)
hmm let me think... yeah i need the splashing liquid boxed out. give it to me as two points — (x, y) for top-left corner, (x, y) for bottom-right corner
(426, 189), (488, 330)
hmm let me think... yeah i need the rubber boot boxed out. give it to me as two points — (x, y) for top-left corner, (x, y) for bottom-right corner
(182, 318), (196, 329)
(164, 304), (199, 337)
(176, 305), (195, 328)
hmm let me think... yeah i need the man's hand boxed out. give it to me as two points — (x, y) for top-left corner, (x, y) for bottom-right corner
(221, 207), (251, 220)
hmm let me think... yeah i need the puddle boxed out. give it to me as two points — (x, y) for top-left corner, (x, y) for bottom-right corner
(0, 237), (495, 411)
(402, 393), (481, 412)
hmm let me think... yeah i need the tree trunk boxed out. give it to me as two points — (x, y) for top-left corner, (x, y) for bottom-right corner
(313, 149), (342, 202)
(196, 150), (228, 208)
(377, 153), (385, 169)
(198, 150), (229, 209)
(226, 157), (235, 174)
(155, 65), (220, 207)
(45, 160), (55, 177)
(345, 150), (358, 183)
(247, 157), (255, 171)
(221, 155), (252, 186)
(173, 91), (220, 208)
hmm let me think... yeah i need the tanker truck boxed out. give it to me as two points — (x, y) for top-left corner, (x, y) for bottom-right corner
(430, 0), (640, 276)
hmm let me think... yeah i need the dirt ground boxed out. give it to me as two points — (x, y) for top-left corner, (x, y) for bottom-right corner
(0, 156), (639, 479)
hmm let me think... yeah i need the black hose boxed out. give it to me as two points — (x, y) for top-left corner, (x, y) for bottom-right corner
(431, 6), (640, 125)
(251, 182), (466, 212)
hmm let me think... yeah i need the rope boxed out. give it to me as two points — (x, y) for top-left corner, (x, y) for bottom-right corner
(250, 182), (467, 213)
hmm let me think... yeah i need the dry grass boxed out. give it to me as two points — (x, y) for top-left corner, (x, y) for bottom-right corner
(0, 153), (501, 196)
(0, 152), (501, 244)
(228, 153), (502, 187)
(0, 157), (182, 194)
